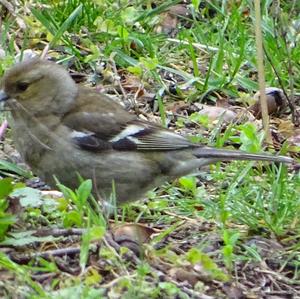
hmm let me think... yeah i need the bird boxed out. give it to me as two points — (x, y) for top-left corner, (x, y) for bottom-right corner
(0, 58), (294, 205)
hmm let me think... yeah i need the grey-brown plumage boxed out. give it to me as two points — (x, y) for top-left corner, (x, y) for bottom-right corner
(0, 59), (294, 204)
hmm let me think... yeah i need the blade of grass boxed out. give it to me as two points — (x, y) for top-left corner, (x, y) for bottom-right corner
(49, 4), (83, 48)
(31, 4), (83, 54)
(134, 0), (182, 22)
(0, 160), (32, 179)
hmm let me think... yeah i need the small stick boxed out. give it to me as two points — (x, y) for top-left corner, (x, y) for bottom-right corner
(40, 44), (50, 60)
(254, 0), (271, 144)
(9, 246), (93, 264)
(33, 228), (85, 237)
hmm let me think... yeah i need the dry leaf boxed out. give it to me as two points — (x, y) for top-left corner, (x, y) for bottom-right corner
(169, 267), (200, 286)
(277, 119), (295, 138)
(287, 128), (300, 147)
(155, 4), (190, 36)
(194, 104), (237, 123)
(112, 223), (155, 254)
(222, 283), (245, 299)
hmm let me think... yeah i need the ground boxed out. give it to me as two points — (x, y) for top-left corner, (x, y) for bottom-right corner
(0, 1), (299, 298)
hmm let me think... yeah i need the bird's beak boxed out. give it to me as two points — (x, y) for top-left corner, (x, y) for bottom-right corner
(0, 90), (9, 102)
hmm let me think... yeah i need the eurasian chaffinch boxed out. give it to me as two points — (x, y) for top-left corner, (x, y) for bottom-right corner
(0, 59), (293, 204)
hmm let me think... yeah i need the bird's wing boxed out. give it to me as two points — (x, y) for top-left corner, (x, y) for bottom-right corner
(62, 90), (194, 152)
(109, 120), (194, 151)
(61, 94), (294, 165)
(64, 113), (194, 152)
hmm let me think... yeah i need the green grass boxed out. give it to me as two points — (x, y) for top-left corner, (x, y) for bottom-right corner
(0, 0), (299, 297)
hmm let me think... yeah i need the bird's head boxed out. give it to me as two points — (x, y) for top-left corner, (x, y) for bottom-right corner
(0, 58), (78, 116)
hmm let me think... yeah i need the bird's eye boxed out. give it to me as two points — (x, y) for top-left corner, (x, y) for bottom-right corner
(17, 82), (30, 92)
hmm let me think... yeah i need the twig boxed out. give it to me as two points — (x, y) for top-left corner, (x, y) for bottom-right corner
(253, 0), (271, 144)
(9, 245), (97, 264)
(265, 291), (297, 297)
(162, 210), (204, 225)
(109, 52), (128, 101)
(33, 228), (85, 237)
(167, 38), (217, 54)
(55, 256), (81, 275)
(9, 228), (141, 268)
(165, 277), (214, 299)
(0, 0), (26, 30)
(101, 274), (137, 288)
(104, 233), (140, 266)
(31, 272), (58, 282)
(281, 29), (299, 126)
(0, 0), (14, 13)
(263, 45), (300, 125)
(269, 3), (300, 126)
(255, 268), (300, 285)
(40, 44), (50, 60)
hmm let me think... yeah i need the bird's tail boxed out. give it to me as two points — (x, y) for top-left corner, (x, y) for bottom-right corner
(193, 146), (293, 164)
